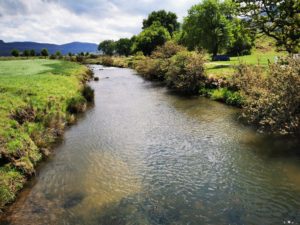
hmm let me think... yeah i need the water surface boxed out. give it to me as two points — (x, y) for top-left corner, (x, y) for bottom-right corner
(1, 66), (300, 225)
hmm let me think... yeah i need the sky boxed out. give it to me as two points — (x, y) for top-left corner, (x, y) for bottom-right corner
(0, 0), (200, 44)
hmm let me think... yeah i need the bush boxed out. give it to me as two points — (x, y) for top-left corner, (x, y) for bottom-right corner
(76, 55), (84, 63)
(89, 54), (98, 59)
(210, 88), (244, 106)
(101, 56), (114, 66)
(151, 41), (186, 59)
(225, 90), (244, 106)
(135, 58), (168, 81)
(166, 51), (206, 94)
(112, 57), (128, 68)
(232, 57), (300, 134)
(49, 54), (56, 60)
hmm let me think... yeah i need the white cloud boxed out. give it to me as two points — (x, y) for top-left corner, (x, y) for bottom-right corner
(0, 0), (199, 44)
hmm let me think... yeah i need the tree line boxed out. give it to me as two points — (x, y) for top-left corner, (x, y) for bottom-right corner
(10, 48), (92, 58)
(11, 48), (50, 57)
(99, 0), (299, 58)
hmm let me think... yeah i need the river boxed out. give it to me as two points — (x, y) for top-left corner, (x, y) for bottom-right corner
(1, 65), (300, 225)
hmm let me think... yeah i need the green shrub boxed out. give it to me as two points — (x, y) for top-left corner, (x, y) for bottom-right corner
(199, 87), (213, 97)
(232, 57), (300, 134)
(211, 88), (244, 106)
(166, 51), (206, 94)
(224, 90), (244, 106)
(211, 88), (227, 101)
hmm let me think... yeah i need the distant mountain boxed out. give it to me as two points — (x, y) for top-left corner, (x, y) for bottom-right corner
(0, 40), (98, 56)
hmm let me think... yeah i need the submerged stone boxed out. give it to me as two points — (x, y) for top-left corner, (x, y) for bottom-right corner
(62, 192), (85, 209)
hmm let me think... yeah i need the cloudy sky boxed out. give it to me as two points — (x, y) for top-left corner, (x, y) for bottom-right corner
(0, 0), (200, 44)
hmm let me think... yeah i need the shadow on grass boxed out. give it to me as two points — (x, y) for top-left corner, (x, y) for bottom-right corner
(207, 64), (233, 71)
(37, 61), (74, 76)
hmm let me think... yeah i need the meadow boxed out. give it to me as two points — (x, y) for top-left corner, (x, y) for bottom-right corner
(0, 59), (91, 208)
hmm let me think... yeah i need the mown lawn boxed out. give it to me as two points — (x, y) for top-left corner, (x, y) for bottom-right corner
(205, 50), (286, 78)
(205, 36), (287, 78)
(0, 59), (89, 208)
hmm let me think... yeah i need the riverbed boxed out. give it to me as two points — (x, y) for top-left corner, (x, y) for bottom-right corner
(1, 65), (300, 225)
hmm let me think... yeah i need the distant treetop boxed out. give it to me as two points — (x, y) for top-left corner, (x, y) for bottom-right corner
(142, 10), (180, 36)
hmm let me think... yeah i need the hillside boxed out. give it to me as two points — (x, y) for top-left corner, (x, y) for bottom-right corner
(0, 40), (98, 56)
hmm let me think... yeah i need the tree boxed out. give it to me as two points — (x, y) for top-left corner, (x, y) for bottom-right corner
(11, 49), (19, 57)
(23, 50), (30, 57)
(227, 18), (255, 56)
(41, 48), (49, 57)
(133, 22), (171, 55)
(30, 49), (35, 56)
(115, 38), (132, 56)
(143, 10), (180, 36)
(182, 0), (234, 56)
(234, 0), (300, 53)
(98, 40), (115, 56)
(55, 51), (62, 57)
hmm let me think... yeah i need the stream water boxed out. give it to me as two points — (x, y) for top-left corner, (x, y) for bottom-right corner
(1, 65), (300, 225)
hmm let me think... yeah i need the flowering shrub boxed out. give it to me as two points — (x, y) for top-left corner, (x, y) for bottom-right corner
(232, 57), (300, 134)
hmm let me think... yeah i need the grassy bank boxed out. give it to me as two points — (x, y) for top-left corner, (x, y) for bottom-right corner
(83, 40), (299, 135)
(0, 59), (93, 209)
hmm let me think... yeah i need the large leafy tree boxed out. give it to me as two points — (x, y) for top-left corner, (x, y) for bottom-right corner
(227, 18), (256, 56)
(98, 40), (115, 56)
(133, 22), (171, 55)
(234, 0), (300, 53)
(115, 38), (132, 56)
(143, 10), (180, 36)
(182, 0), (234, 56)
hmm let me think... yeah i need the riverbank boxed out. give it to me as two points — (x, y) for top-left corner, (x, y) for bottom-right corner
(84, 53), (244, 106)
(1, 65), (300, 225)
(0, 59), (94, 209)
(83, 47), (274, 107)
(83, 43), (299, 135)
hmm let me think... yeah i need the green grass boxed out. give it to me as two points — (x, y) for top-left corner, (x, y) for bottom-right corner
(205, 36), (287, 78)
(0, 59), (89, 208)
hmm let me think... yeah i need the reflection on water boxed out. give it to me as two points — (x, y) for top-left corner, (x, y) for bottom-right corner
(1, 66), (300, 225)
